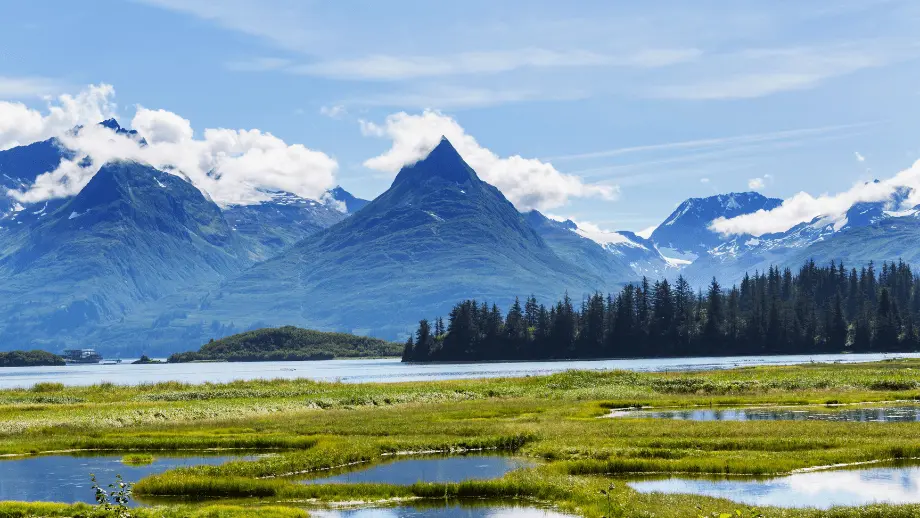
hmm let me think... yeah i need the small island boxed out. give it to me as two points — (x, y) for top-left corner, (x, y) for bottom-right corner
(132, 355), (163, 364)
(167, 326), (401, 363)
(0, 350), (66, 367)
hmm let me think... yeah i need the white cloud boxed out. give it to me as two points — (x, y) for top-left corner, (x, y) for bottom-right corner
(700, 178), (710, 184)
(360, 110), (616, 211)
(855, 151), (866, 162)
(747, 173), (773, 190)
(319, 105), (347, 119)
(711, 160), (920, 236)
(6, 85), (338, 207)
(0, 84), (117, 151)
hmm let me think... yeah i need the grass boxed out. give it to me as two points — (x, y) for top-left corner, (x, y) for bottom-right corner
(5, 359), (920, 516)
(122, 453), (155, 465)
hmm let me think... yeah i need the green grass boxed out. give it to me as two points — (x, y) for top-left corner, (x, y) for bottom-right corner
(122, 453), (155, 465)
(5, 360), (920, 516)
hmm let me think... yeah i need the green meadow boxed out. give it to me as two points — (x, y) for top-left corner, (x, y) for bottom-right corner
(4, 360), (920, 517)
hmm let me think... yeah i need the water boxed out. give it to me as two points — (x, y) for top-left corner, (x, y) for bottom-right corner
(310, 504), (573, 518)
(303, 456), (536, 485)
(0, 453), (253, 505)
(610, 405), (920, 422)
(2, 352), (917, 388)
(628, 465), (920, 509)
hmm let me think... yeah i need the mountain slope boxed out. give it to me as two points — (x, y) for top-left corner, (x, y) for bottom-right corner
(223, 190), (361, 261)
(0, 160), (253, 350)
(524, 211), (676, 281)
(650, 192), (782, 258)
(192, 137), (608, 337)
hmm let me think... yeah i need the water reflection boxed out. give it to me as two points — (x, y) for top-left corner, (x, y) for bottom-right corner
(611, 405), (920, 422)
(0, 453), (255, 505)
(629, 465), (920, 508)
(311, 503), (573, 518)
(303, 456), (536, 485)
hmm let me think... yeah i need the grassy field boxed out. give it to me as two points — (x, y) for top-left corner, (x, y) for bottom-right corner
(3, 360), (920, 517)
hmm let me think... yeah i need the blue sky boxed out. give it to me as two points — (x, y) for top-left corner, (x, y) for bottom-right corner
(2, 0), (919, 233)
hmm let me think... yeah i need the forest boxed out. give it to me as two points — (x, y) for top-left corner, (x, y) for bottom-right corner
(403, 260), (920, 362)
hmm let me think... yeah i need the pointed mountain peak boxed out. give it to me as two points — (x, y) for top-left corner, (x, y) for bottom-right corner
(99, 118), (123, 131)
(392, 136), (480, 188)
(427, 135), (463, 161)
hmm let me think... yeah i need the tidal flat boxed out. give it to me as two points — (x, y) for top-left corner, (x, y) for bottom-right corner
(5, 359), (920, 517)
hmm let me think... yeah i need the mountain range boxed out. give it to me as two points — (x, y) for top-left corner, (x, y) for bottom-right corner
(0, 121), (917, 355)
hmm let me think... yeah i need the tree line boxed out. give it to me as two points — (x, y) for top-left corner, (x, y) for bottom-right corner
(0, 349), (65, 367)
(402, 260), (920, 362)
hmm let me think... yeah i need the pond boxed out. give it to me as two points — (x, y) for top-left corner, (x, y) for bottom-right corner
(303, 455), (537, 485)
(609, 404), (920, 422)
(0, 453), (256, 505)
(628, 464), (920, 509)
(310, 503), (574, 518)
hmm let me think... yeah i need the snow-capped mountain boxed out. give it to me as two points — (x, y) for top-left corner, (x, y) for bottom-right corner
(224, 188), (368, 260)
(527, 212), (684, 279)
(650, 192), (783, 260)
(672, 186), (920, 285)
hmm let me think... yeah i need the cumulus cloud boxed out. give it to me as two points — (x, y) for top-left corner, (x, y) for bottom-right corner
(855, 151), (866, 162)
(0, 84), (117, 151)
(711, 160), (920, 237)
(747, 173), (773, 190)
(6, 85), (338, 206)
(360, 110), (616, 211)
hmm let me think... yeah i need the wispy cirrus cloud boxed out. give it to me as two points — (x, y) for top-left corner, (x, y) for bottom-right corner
(545, 122), (876, 162)
(276, 48), (701, 81)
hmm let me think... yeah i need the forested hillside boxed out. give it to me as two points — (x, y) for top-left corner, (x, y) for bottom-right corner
(404, 260), (920, 361)
(0, 350), (65, 367)
(168, 326), (401, 362)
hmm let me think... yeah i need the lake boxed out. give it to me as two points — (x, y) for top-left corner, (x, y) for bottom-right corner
(0, 453), (255, 505)
(303, 455), (536, 485)
(628, 464), (920, 509)
(2, 352), (918, 388)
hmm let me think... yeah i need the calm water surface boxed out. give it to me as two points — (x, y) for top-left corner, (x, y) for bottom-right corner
(611, 405), (920, 422)
(629, 465), (920, 509)
(0, 454), (254, 505)
(303, 456), (535, 485)
(311, 504), (573, 518)
(2, 353), (918, 388)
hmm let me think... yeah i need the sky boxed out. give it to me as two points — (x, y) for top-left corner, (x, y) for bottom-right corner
(1, 0), (919, 234)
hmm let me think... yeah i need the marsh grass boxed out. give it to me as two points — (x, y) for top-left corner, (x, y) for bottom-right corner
(122, 453), (155, 465)
(7, 360), (920, 516)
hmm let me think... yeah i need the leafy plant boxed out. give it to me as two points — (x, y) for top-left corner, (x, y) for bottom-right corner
(90, 473), (133, 517)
